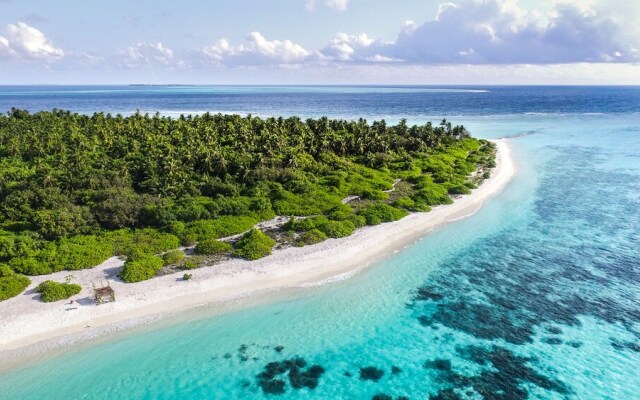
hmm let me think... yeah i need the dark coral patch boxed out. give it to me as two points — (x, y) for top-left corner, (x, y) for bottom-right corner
(429, 388), (463, 400)
(415, 286), (445, 301)
(360, 366), (385, 382)
(423, 359), (451, 371)
(391, 366), (402, 375)
(452, 345), (570, 399)
(256, 357), (326, 395)
(546, 326), (563, 335)
(274, 345), (285, 353)
(542, 337), (563, 345)
(610, 339), (640, 352)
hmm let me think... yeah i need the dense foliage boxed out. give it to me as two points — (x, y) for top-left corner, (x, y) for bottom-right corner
(119, 255), (164, 283)
(162, 249), (186, 266)
(0, 264), (30, 301)
(194, 239), (233, 255)
(0, 109), (494, 294)
(233, 229), (276, 260)
(34, 280), (81, 302)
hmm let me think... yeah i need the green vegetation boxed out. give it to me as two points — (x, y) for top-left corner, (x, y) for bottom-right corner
(194, 239), (233, 255)
(119, 255), (164, 283)
(183, 273), (192, 281)
(183, 255), (206, 270)
(233, 229), (276, 260)
(0, 109), (494, 295)
(0, 264), (31, 301)
(162, 249), (186, 266)
(295, 229), (328, 246)
(34, 280), (81, 302)
(357, 204), (408, 226)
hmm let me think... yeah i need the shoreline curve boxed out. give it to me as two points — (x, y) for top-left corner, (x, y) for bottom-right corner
(0, 139), (516, 370)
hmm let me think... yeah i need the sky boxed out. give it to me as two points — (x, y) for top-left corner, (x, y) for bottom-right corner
(0, 0), (639, 85)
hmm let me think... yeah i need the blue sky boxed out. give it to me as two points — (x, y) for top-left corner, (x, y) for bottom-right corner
(1, 0), (639, 84)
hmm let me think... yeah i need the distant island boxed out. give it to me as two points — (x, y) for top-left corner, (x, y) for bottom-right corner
(0, 108), (495, 304)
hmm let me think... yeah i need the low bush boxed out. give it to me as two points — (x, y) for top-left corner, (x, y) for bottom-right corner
(233, 229), (276, 260)
(184, 216), (258, 241)
(194, 239), (233, 255)
(448, 185), (472, 195)
(183, 255), (206, 270)
(120, 255), (164, 283)
(357, 204), (408, 225)
(109, 229), (180, 258)
(345, 214), (367, 228)
(393, 197), (431, 212)
(183, 273), (193, 281)
(163, 249), (186, 265)
(45, 235), (113, 272)
(296, 229), (328, 246)
(0, 264), (31, 301)
(10, 257), (52, 275)
(284, 216), (329, 232)
(411, 183), (452, 206)
(327, 204), (354, 221)
(360, 189), (389, 201)
(319, 220), (355, 238)
(35, 280), (81, 302)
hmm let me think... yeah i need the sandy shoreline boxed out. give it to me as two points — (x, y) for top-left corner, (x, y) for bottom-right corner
(0, 139), (515, 367)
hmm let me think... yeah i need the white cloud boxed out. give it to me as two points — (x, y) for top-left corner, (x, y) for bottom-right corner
(306, 0), (349, 12)
(121, 42), (181, 68)
(200, 32), (310, 66)
(0, 21), (63, 62)
(326, 0), (349, 11)
(319, 32), (398, 62)
(336, 0), (640, 64)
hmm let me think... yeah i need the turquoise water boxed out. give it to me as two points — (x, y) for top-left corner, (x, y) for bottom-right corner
(0, 87), (639, 399)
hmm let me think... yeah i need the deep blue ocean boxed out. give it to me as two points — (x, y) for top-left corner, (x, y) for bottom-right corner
(0, 86), (639, 399)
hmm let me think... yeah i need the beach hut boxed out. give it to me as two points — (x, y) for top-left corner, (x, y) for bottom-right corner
(93, 284), (115, 305)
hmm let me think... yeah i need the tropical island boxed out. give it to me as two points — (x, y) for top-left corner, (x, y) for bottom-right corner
(0, 109), (511, 352)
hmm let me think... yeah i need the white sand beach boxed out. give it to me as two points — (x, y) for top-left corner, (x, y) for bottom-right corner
(0, 139), (515, 359)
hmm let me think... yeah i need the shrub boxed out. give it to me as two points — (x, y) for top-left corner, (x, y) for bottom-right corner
(120, 255), (164, 283)
(393, 197), (431, 212)
(346, 214), (367, 228)
(10, 257), (52, 275)
(360, 189), (389, 201)
(297, 229), (328, 246)
(44, 235), (113, 272)
(0, 265), (31, 301)
(357, 204), (408, 226)
(108, 229), (180, 258)
(411, 183), (452, 206)
(35, 280), (81, 302)
(448, 185), (472, 195)
(194, 239), (233, 255)
(284, 216), (329, 232)
(233, 229), (276, 260)
(163, 249), (186, 265)
(327, 204), (353, 221)
(183, 273), (193, 281)
(184, 216), (258, 241)
(183, 255), (206, 270)
(319, 220), (355, 238)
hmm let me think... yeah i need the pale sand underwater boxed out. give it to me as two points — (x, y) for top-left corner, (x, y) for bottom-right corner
(0, 140), (515, 367)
